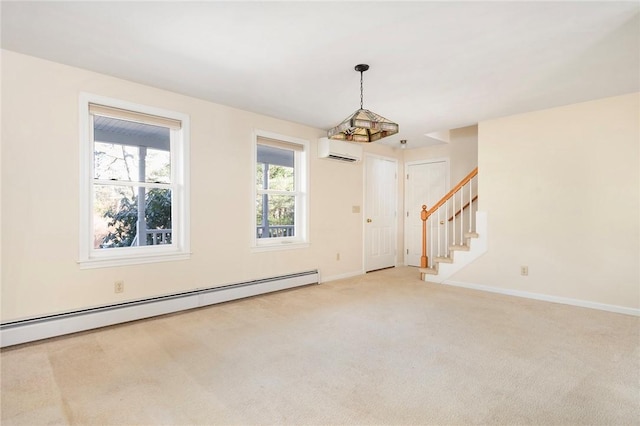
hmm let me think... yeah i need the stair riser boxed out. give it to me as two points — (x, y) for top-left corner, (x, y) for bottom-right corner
(421, 211), (488, 283)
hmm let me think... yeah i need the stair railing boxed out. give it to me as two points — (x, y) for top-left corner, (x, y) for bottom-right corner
(420, 167), (478, 269)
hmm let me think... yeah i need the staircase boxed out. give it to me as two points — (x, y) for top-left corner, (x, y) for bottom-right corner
(419, 168), (487, 282)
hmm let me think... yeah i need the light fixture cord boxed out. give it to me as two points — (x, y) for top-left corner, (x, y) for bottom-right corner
(360, 71), (364, 110)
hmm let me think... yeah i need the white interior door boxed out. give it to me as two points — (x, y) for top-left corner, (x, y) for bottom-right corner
(364, 155), (397, 272)
(404, 160), (448, 266)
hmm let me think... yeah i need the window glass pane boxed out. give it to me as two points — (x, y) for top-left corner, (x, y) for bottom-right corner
(93, 115), (171, 183)
(256, 145), (295, 191)
(146, 148), (171, 184)
(94, 142), (139, 181)
(257, 144), (294, 167)
(94, 143), (171, 183)
(256, 163), (265, 189)
(94, 185), (172, 249)
(145, 188), (172, 245)
(256, 193), (264, 232)
(255, 163), (294, 191)
(255, 194), (295, 238)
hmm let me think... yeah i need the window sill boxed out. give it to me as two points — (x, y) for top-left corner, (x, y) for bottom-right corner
(78, 252), (191, 269)
(251, 242), (310, 253)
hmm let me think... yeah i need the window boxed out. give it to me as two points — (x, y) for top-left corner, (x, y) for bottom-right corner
(254, 131), (308, 249)
(79, 94), (190, 268)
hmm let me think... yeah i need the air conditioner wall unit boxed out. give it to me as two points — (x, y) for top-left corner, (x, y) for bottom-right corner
(318, 137), (362, 163)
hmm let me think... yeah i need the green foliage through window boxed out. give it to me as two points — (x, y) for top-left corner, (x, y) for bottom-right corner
(102, 189), (172, 248)
(256, 162), (296, 238)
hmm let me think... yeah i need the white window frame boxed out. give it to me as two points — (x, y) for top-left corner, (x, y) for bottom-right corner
(252, 130), (309, 251)
(78, 93), (190, 269)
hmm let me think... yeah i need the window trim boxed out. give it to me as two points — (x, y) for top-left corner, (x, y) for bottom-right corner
(78, 93), (190, 269)
(252, 130), (309, 251)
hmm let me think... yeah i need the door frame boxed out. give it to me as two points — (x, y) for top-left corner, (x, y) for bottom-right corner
(403, 157), (450, 266)
(363, 153), (399, 273)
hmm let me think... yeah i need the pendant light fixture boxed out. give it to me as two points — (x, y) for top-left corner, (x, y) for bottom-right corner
(327, 64), (399, 143)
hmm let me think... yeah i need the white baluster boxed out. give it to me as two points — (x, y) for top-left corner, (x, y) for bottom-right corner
(425, 216), (429, 268)
(469, 178), (473, 233)
(437, 208), (441, 258)
(429, 216), (434, 268)
(452, 195), (456, 250)
(460, 190), (464, 245)
(445, 198), (449, 258)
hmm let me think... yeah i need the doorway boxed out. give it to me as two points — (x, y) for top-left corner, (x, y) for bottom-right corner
(364, 155), (398, 272)
(404, 159), (449, 266)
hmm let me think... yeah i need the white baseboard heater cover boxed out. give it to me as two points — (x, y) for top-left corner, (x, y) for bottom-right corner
(0, 270), (319, 348)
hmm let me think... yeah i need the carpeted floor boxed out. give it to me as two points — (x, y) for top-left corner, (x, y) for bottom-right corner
(1, 266), (639, 425)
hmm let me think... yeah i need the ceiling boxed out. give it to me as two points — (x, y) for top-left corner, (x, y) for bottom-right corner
(2, 1), (639, 149)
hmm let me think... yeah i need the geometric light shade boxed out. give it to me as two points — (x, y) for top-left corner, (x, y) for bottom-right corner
(327, 108), (399, 142)
(327, 64), (399, 143)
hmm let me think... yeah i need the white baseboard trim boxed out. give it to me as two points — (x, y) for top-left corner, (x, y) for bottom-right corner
(442, 279), (640, 317)
(319, 270), (363, 283)
(1, 270), (319, 348)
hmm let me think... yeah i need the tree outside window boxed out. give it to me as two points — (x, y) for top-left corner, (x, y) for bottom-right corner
(92, 115), (173, 249)
(254, 134), (307, 246)
(80, 95), (189, 269)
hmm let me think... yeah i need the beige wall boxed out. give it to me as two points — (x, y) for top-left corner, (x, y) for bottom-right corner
(403, 125), (478, 184)
(451, 93), (640, 309)
(0, 50), (401, 321)
(3, 49), (635, 321)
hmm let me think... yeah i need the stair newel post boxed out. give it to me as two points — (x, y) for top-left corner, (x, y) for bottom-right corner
(421, 205), (428, 268)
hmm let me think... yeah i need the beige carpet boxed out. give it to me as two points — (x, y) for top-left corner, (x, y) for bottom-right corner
(1, 266), (639, 425)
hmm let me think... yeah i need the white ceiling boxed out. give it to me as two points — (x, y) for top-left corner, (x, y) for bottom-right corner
(2, 1), (639, 148)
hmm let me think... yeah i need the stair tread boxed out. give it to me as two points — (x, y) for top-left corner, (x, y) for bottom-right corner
(450, 244), (470, 251)
(465, 232), (479, 238)
(434, 256), (453, 263)
(419, 267), (438, 275)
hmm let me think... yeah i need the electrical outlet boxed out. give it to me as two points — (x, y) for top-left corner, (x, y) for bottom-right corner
(114, 280), (124, 293)
(336, 252), (340, 261)
(520, 266), (528, 276)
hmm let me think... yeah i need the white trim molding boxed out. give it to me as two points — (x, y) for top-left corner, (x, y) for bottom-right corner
(319, 270), (363, 283)
(78, 92), (191, 269)
(1, 270), (318, 348)
(441, 279), (640, 317)
(252, 129), (310, 250)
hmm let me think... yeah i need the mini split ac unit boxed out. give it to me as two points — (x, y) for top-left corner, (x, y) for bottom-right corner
(318, 137), (362, 163)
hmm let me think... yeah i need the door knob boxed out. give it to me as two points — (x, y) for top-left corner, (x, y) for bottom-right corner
(366, 218), (372, 223)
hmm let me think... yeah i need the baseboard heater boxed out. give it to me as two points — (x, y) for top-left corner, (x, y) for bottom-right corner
(0, 270), (319, 348)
